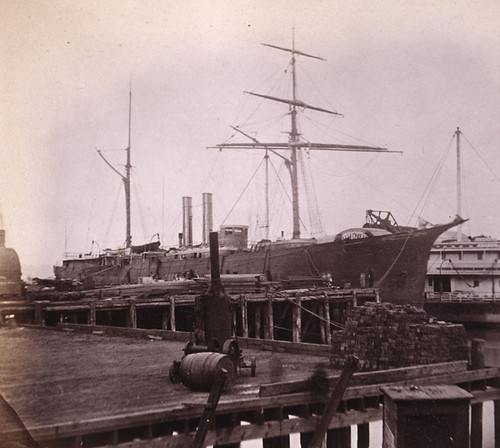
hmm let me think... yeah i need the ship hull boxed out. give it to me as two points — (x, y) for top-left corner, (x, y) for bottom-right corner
(54, 219), (461, 307)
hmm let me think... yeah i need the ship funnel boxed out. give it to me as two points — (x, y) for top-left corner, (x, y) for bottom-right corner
(202, 192), (213, 245)
(182, 196), (193, 247)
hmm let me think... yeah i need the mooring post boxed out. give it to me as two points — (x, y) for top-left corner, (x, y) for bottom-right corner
(191, 368), (228, 448)
(293, 293), (302, 343)
(471, 339), (485, 448)
(318, 301), (326, 344)
(241, 295), (249, 338)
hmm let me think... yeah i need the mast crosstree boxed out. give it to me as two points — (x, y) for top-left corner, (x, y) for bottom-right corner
(211, 37), (401, 239)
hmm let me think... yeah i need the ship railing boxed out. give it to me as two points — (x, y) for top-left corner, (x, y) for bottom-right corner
(425, 291), (499, 302)
(63, 252), (100, 260)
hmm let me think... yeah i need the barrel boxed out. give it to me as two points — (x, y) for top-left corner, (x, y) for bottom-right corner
(179, 352), (236, 390)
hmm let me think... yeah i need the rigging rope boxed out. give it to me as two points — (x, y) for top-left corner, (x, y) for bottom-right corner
(132, 173), (150, 244)
(102, 181), (123, 248)
(408, 134), (455, 226)
(279, 293), (345, 330)
(462, 133), (500, 184)
(298, 148), (325, 236)
(220, 158), (265, 226)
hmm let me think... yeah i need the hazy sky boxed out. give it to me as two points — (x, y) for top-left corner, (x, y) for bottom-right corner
(1, 0), (499, 278)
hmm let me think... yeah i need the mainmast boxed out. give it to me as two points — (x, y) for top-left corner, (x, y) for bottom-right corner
(97, 89), (133, 248)
(211, 37), (400, 239)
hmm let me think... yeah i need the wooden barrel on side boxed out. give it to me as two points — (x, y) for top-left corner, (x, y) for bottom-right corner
(179, 352), (235, 390)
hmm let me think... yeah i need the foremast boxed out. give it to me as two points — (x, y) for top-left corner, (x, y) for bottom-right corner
(97, 89), (133, 248)
(213, 36), (400, 239)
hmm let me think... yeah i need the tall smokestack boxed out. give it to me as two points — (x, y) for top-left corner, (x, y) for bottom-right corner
(182, 196), (193, 247)
(0, 229), (5, 248)
(202, 192), (213, 245)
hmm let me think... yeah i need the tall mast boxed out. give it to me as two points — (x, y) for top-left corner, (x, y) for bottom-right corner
(97, 88), (133, 248)
(456, 127), (463, 241)
(290, 30), (300, 238)
(210, 38), (401, 240)
(125, 89), (132, 248)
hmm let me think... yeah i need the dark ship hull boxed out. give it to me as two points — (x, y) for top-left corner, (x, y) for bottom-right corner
(54, 216), (463, 307)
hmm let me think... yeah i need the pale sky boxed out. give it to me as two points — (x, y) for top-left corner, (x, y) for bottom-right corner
(1, 0), (499, 278)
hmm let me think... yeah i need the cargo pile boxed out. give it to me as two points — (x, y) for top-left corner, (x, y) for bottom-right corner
(330, 303), (469, 371)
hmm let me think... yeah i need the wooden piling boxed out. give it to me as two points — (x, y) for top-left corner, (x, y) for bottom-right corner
(357, 423), (369, 448)
(34, 302), (45, 326)
(88, 301), (96, 326)
(323, 293), (332, 345)
(293, 294), (302, 343)
(128, 299), (137, 329)
(162, 308), (169, 330)
(318, 301), (326, 344)
(471, 339), (485, 448)
(261, 408), (290, 448)
(170, 296), (176, 331)
(471, 403), (483, 448)
(264, 295), (274, 340)
(471, 339), (486, 370)
(241, 295), (249, 338)
(255, 304), (261, 339)
(326, 427), (351, 448)
(495, 396), (500, 448)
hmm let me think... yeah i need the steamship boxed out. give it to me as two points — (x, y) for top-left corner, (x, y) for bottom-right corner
(54, 39), (463, 307)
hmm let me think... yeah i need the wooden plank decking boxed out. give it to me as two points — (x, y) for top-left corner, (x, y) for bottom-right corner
(1, 325), (499, 447)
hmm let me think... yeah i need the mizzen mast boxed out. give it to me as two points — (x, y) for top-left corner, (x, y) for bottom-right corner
(212, 36), (399, 239)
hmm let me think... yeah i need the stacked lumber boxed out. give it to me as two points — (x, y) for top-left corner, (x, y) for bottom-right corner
(330, 303), (469, 371)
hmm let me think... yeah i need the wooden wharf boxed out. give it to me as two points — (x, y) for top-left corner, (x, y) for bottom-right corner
(0, 287), (379, 344)
(0, 326), (499, 448)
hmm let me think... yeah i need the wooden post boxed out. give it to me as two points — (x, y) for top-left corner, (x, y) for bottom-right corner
(255, 303), (261, 339)
(214, 414), (241, 448)
(493, 375), (500, 448)
(88, 301), (96, 326)
(261, 408), (290, 448)
(129, 299), (137, 329)
(471, 339), (485, 370)
(323, 293), (332, 345)
(471, 403), (483, 448)
(307, 356), (358, 448)
(357, 423), (369, 448)
(293, 293), (302, 343)
(191, 368), (227, 448)
(241, 295), (249, 338)
(471, 339), (485, 448)
(162, 307), (169, 330)
(170, 296), (176, 332)
(34, 302), (45, 326)
(232, 304), (237, 338)
(318, 301), (326, 344)
(264, 294), (274, 340)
